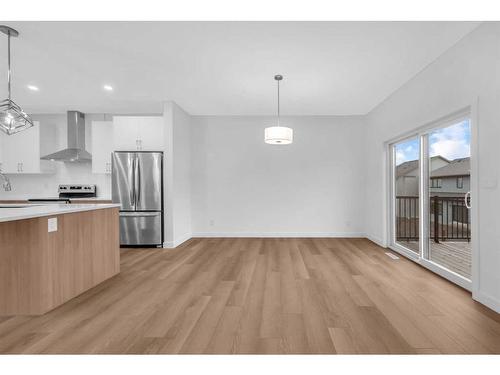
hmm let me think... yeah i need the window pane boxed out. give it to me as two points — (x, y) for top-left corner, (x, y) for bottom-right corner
(427, 119), (471, 279)
(394, 137), (420, 254)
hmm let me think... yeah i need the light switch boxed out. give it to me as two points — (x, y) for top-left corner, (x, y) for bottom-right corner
(48, 217), (58, 232)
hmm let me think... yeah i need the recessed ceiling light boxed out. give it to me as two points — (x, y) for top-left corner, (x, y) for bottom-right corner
(27, 84), (39, 92)
(103, 85), (113, 92)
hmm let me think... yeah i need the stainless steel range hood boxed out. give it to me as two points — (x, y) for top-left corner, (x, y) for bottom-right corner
(41, 111), (92, 162)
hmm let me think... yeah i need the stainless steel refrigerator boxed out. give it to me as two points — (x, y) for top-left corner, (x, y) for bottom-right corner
(111, 151), (163, 246)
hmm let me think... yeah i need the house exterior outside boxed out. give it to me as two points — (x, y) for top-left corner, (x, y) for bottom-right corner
(395, 155), (450, 196)
(430, 157), (470, 197)
(429, 157), (471, 225)
(395, 156), (470, 226)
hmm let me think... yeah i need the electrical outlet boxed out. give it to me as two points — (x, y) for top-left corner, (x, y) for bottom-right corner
(48, 217), (58, 232)
(209, 219), (215, 226)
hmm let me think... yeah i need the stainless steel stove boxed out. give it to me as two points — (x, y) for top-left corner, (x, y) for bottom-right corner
(28, 184), (97, 203)
(58, 184), (97, 198)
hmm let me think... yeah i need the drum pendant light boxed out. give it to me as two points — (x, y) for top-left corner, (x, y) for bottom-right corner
(0, 25), (34, 135)
(264, 74), (293, 145)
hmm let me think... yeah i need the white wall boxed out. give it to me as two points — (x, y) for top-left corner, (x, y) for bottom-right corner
(172, 103), (192, 244)
(163, 102), (192, 247)
(0, 113), (112, 199)
(364, 23), (500, 312)
(191, 115), (366, 236)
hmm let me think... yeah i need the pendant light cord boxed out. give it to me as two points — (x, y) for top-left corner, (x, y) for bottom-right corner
(7, 31), (11, 101)
(277, 78), (280, 127)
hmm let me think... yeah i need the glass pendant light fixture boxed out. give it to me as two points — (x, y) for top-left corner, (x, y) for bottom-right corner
(264, 74), (293, 145)
(0, 25), (34, 135)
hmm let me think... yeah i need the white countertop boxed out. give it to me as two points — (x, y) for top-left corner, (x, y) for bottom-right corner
(0, 203), (121, 223)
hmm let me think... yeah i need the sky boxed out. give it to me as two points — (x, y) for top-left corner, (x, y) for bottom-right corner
(395, 119), (471, 165)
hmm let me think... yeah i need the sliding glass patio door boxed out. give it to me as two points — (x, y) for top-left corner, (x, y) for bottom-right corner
(389, 114), (472, 289)
(424, 118), (472, 281)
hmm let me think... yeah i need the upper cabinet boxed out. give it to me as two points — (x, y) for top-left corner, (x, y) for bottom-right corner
(90, 116), (164, 174)
(0, 121), (55, 174)
(91, 121), (114, 174)
(112, 116), (164, 152)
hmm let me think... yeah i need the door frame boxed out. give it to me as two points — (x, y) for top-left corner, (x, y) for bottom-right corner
(385, 104), (477, 292)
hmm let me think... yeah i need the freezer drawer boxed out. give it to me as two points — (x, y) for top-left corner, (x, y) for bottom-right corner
(119, 211), (162, 246)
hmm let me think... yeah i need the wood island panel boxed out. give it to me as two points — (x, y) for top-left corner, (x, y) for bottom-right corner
(0, 207), (120, 315)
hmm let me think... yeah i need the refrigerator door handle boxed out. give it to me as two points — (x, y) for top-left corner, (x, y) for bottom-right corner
(136, 156), (141, 206)
(131, 154), (136, 209)
(134, 153), (140, 209)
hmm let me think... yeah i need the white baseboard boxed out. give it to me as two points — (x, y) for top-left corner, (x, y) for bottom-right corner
(163, 233), (192, 249)
(473, 290), (500, 313)
(364, 234), (386, 248)
(191, 232), (365, 238)
(163, 232), (365, 248)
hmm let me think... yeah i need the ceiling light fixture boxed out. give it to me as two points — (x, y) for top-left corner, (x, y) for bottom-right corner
(0, 25), (34, 135)
(27, 85), (39, 91)
(103, 84), (113, 91)
(264, 74), (293, 145)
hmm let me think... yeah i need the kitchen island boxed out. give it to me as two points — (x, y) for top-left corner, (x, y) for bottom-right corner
(0, 203), (121, 315)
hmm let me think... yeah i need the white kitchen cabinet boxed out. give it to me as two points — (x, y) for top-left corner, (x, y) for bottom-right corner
(136, 117), (164, 151)
(91, 121), (114, 174)
(0, 121), (55, 174)
(112, 117), (139, 151)
(112, 116), (164, 151)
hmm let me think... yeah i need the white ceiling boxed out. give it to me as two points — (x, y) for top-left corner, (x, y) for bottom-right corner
(0, 21), (479, 115)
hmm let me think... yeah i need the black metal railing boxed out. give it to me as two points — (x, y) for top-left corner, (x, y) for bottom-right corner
(395, 196), (470, 243)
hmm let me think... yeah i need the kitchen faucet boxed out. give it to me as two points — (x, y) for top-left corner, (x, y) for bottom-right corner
(0, 172), (11, 191)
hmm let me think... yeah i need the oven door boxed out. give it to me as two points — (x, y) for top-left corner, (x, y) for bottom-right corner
(119, 211), (162, 246)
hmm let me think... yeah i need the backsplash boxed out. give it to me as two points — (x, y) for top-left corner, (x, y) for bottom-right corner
(0, 162), (111, 199)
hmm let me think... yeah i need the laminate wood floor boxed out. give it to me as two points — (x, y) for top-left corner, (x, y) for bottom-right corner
(1, 238), (499, 354)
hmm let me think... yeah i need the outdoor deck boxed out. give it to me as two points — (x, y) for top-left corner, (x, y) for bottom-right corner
(397, 240), (471, 279)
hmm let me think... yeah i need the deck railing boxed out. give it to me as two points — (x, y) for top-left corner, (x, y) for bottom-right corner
(395, 196), (470, 243)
